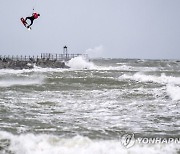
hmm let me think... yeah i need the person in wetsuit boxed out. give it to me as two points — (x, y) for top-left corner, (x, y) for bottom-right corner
(25, 12), (40, 28)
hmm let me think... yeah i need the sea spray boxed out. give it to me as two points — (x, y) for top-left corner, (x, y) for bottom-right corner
(85, 45), (104, 58)
(166, 84), (180, 101)
(67, 56), (96, 70)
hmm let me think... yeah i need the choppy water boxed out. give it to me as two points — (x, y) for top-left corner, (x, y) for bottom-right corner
(0, 57), (180, 154)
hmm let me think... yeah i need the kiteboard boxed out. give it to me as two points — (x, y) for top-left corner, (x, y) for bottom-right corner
(20, 18), (31, 30)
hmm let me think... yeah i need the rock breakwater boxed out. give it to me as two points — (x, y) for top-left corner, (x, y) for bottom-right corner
(0, 57), (69, 69)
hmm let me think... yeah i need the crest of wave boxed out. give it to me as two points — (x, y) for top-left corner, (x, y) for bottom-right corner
(166, 84), (180, 101)
(120, 73), (180, 85)
(0, 74), (44, 87)
(0, 131), (178, 154)
(67, 56), (96, 70)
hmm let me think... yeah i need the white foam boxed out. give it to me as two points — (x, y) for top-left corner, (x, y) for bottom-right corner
(119, 73), (180, 101)
(97, 65), (134, 71)
(119, 73), (180, 85)
(0, 76), (44, 87)
(0, 67), (70, 75)
(166, 84), (180, 101)
(66, 56), (137, 71)
(0, 131), (179, 154)
(67, 56), (96, 70)
(0, 69), (31, 75)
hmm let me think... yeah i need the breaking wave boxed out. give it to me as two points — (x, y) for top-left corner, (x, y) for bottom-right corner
(67, 56), (96, 70)
(0, 131), (179, 154)
(119, 72), (180, 101)
(0, 75), (44, 87)
(166, 84), (180, 101)
(119, 73), (180, 85)
(66, 56), (156, 71)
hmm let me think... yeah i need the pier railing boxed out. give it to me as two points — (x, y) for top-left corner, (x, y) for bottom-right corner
(41, 53), (88, 61)
(0, 53), (88, 62)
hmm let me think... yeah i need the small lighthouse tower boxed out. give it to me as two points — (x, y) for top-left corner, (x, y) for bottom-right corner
(63, 46), (68, 60)
(63, 46), (68, 54)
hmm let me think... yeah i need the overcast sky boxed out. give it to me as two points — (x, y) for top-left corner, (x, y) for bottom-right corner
(1, 0), (180, 59)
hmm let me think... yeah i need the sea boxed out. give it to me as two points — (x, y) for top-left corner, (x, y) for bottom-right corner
(0, 57), (180, 154)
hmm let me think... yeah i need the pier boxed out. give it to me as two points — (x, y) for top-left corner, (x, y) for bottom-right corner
(0, 46), (88, 69)
(0, 53), (88, 62)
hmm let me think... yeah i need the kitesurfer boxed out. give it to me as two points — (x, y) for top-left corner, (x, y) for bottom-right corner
(25, 12), (40, 28)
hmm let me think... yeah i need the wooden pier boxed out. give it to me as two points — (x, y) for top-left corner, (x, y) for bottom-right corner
(0, 53), (88, 62)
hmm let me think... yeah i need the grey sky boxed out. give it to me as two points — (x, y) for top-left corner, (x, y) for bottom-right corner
(1, 0), (180, 59)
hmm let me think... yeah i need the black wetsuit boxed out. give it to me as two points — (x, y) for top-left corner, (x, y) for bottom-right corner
(25, 16), (35, 27)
